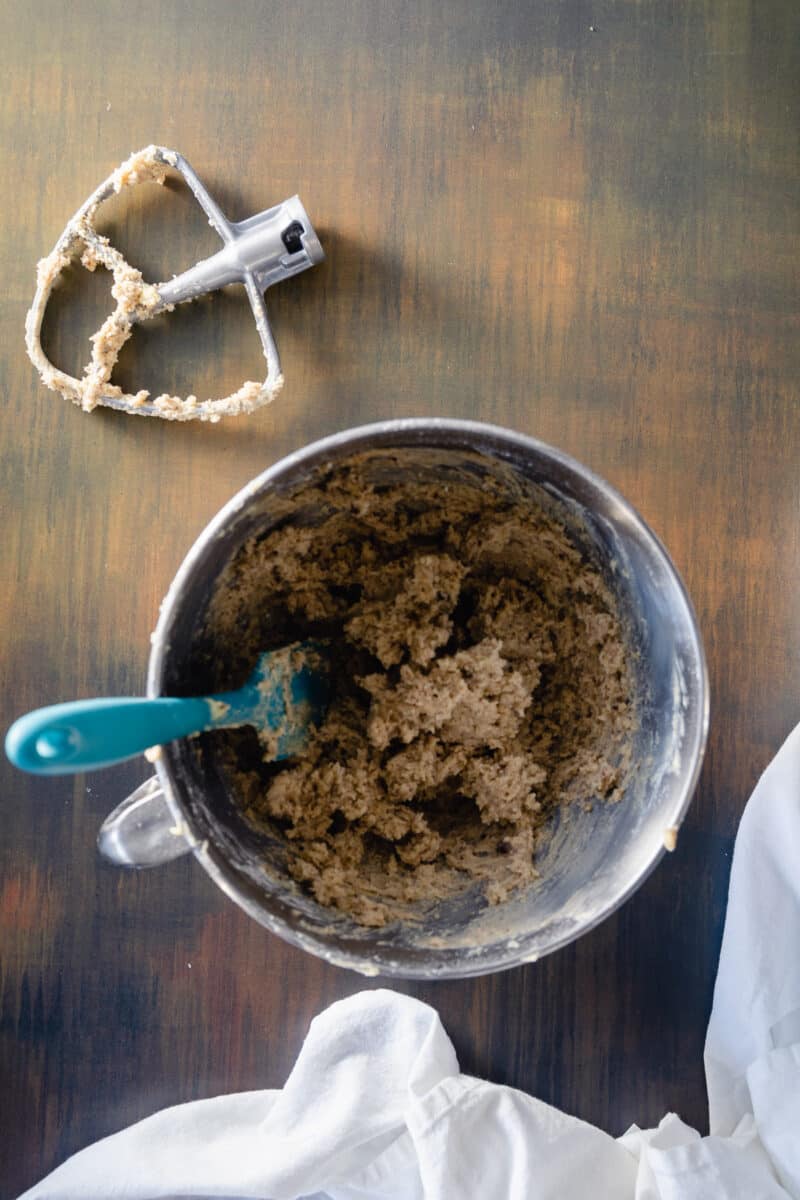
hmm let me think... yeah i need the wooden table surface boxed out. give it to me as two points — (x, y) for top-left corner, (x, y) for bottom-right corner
(2, 1), (798, 1193)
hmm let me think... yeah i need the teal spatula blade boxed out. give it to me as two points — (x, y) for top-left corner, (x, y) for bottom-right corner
(5, 640), (329, 776)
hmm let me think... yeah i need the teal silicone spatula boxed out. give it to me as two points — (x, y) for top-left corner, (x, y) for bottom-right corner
(5, 641), (329, 776)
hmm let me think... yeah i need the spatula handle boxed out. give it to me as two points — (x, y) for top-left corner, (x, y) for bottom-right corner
(5, 697), (211, 775)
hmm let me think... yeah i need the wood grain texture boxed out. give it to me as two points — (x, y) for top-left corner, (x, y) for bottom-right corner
(1, 0), (798, 1193)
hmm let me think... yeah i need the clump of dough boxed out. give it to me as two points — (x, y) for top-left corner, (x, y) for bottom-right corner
(206, 454), (636, 926)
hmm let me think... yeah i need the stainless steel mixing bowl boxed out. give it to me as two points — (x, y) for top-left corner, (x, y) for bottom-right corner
(99, 419), (709, 978)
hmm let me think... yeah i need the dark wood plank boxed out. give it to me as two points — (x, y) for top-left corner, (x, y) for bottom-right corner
(1, 0), (798, 1194)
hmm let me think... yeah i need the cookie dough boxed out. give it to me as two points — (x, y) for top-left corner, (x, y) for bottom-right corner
(206, 452), (636, 927)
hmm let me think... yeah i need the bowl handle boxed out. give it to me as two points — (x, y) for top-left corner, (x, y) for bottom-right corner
(97, 775), (194, 868)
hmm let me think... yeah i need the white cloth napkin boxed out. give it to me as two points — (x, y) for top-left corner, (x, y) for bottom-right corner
(21, 723), (800, 1200)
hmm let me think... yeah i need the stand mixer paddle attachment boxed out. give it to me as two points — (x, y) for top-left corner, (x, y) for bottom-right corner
(25, 145), (324, 422)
